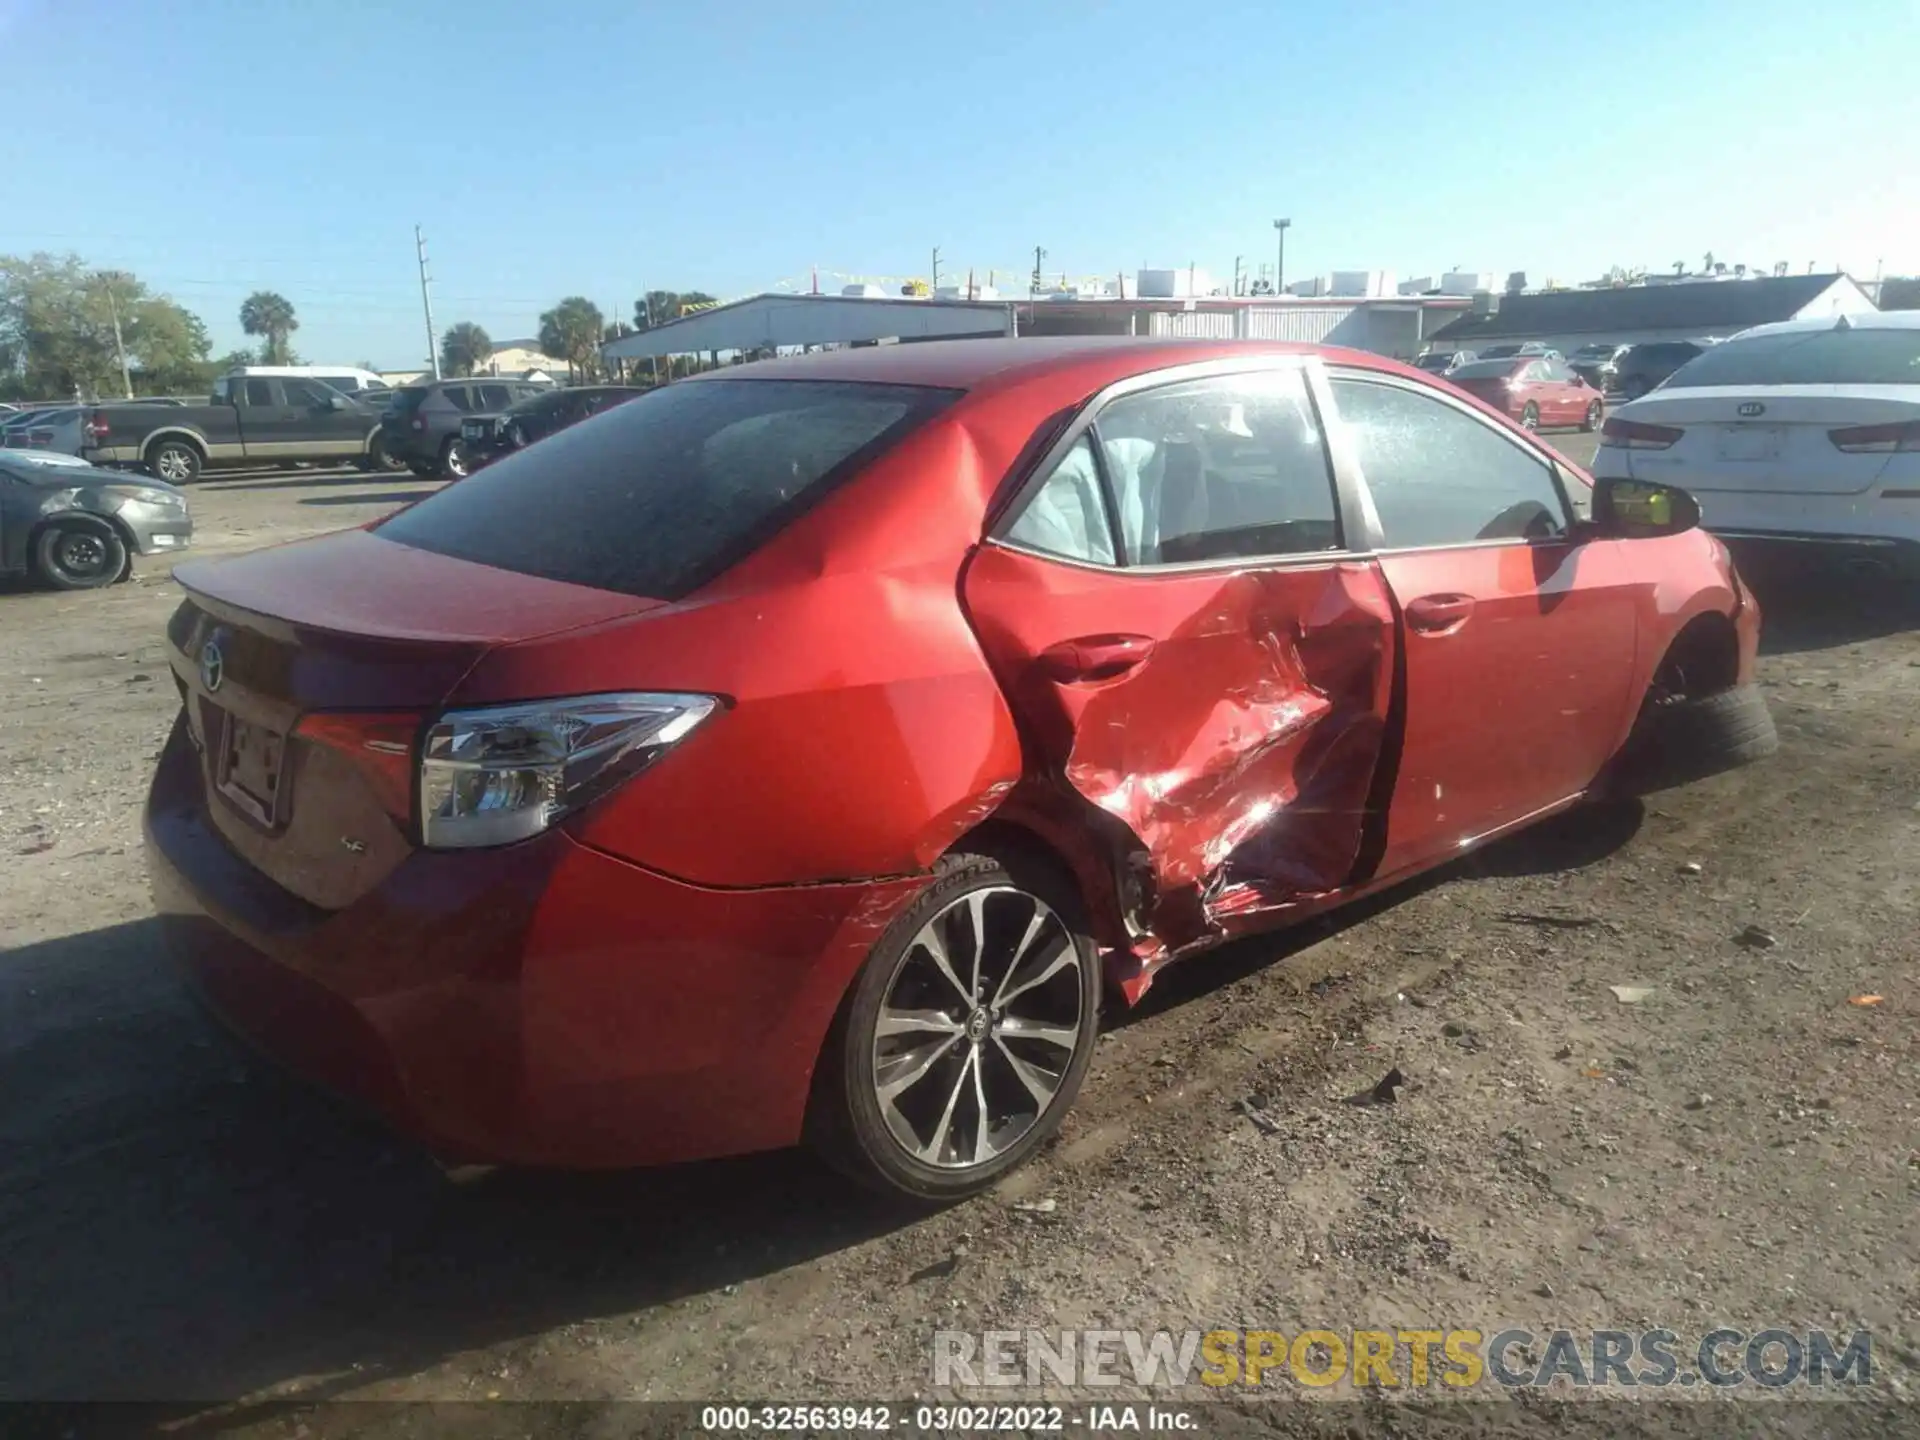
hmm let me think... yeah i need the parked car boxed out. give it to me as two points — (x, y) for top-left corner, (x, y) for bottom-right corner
(1444, 355), (1606, 431)
(2, 406), (84, 454)
(1592, 310), (1920, 574)
(80, 375), (396, 483)
(1476, 342), (1563, 361)
(459, 385), (648, 470)
(380, 377), (547, 478)
(1413, 350), (1474, 376)
(1606, 341), (1711, 400)
(1567, 343), (1632, 389)
(1, 449), (191, 589)
(147, 338), (1772, 1201)
(225, 365), (392, 399)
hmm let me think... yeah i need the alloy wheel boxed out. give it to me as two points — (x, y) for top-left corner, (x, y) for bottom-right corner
(871, 885), (1085, 1170)
(155, 449), (192, 482)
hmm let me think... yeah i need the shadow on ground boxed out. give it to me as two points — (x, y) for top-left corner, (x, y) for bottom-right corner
(300, 489), (436, 507)
(1742, 565), (1920, 656)
(0, 918), (916, 1409)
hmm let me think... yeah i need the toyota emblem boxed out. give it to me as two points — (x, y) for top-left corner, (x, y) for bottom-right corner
(1737, 401), (1765, 417)
(199, 637), (225, 693)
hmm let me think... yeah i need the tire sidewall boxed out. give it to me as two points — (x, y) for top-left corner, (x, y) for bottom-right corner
(439, 437), (468, 478)
(1521, 403), (1540, 429)
(147, 440), (201, 485)
(815, 850), (1101, 1203)
(34, 523), (128, 591)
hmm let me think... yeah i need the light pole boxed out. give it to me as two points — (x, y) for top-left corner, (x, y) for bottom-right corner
(1272, 218), (1291, 296)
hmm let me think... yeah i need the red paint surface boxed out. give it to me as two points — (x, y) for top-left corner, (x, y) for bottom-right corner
(145, 337), (1761, 1170)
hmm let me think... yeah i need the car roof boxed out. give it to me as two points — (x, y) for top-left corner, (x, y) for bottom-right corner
(675, 336), (1399, 394)
(1726, 309), (1920, 342)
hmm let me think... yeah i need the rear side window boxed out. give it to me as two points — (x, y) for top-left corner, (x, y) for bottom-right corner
(1666, 328), (1920, 387)
(377, 379), (960, 600)
(476, 383), (512, 409)
(440, 386), (473, 410)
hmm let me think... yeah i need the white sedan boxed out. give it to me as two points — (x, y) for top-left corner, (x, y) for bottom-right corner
(1591, 309), (1920, 575)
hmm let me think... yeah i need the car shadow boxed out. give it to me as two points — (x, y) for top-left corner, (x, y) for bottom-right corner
(301, 489), (437, 508)
(0, 918), (920, 1409)
(198, 471), (418, 494)
(1112, 799), (1643, 1027)
(1744, 569), (1920, 656)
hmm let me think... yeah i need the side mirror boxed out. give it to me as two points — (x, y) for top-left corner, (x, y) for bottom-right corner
(1591, 477), (1700, 539)
(327, 394), (349, 410)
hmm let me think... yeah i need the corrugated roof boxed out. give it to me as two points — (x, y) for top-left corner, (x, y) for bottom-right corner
(1429, 274), (1855, 343)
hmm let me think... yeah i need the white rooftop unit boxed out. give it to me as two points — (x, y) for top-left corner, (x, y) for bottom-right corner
(840, 284), (889, 298)
(1287, 276), (1329, 297)
(1440, 272), (1494, 296)
(934, 285), (1000, 301)
(1330, 270), (1394, 298)
(1136, 267), (1216, 299)
(1398, 276), (1435, 296)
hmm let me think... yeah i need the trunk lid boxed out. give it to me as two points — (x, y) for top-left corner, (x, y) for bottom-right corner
(1450, 378), (1511, 408)
(1615, 385), (1920, 494)
(164, 528), (663, 909)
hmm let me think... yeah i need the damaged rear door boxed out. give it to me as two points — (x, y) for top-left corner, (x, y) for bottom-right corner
(962, 359), (1397, 960)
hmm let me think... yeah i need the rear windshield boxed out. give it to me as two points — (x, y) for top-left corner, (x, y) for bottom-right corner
(387, 386), (430, 414)
(1666, 327), (1920, 388)
(1448, 360), (1520, 380)
(376, 378), (960, 600)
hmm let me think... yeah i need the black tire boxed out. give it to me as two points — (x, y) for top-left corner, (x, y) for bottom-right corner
(1581, 401), (1603, 432)
(145, 438), (202, 485)
(406, 461), (436, 478)
(1520, 402), (1540, 430)
(32, 522), (128, 591)
(359, 435), (404, 473)
(438, 437), (469, 479)
(807, 848), (1101, 1204)
(1610, 685), (1779, 796)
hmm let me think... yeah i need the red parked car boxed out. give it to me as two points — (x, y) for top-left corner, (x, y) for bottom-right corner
(1446, 354), (1606, 433)
(146, 338), (1773, 1201)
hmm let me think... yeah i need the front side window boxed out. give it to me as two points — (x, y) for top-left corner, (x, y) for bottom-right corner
(244, 379), (275, 407)
(1331, 377), (1570, 549)
(282, 378), (333, 406)
(441, 386), (473, 411)
(1004, 435), (1115, 565)
(377, 379), (959, 600)
(1092, 369), (1340, 564)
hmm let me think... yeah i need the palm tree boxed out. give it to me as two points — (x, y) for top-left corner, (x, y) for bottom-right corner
(538, 297), (605, 382)
(439, 321), (494, 378)
(238, 291), (298, 365)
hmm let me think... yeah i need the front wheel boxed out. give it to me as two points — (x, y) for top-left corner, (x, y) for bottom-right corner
(807, 849), (1101, 1203)
(1520, 402), (1540, 431)
(360, 435), (404, 473)
(1582, 401), (1603, 432)
(33, 522), (128, 591)
(146, 439), (201, 485)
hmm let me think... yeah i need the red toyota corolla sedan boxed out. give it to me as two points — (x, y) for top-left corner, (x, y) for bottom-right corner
(146, 338), (1774, 1201)
(1446, 354), (1606, 433)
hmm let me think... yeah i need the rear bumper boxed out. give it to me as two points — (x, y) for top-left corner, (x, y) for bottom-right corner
(144, 716), (924, 1168)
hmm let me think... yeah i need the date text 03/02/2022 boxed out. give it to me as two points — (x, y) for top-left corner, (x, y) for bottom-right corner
(699, 1403), (1196, 1432)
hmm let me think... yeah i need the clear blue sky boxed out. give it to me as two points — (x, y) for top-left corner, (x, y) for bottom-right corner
(4, 0), (1914, 369)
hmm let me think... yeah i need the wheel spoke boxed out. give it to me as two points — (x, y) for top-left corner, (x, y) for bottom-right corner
(970, 1046), (994, 1165)
(995, 932), (1074, 1010)
(990, 905), (1052, 1007)
(991, 1033), (1062, 1108)
(920, 1047), (974, 1163)
(962, 891), (990, 1002)
(996, 1015), (1080, 1052)
(877, 1007), (962, 1040)
(913, 922), (973, 1008)
(876, 1036), (955, 1104)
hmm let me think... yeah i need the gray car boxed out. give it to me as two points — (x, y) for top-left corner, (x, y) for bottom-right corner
(0, 450), (192, 590)
(379, 377), (547, 477)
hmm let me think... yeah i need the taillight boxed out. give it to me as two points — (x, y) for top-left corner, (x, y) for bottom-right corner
(1599, 417), (1683, 450)
(293, 711), (423, 825)
(85, 410), (111, 441)
(417, 692), (718, 849)
(1828, 420), (1920, 454)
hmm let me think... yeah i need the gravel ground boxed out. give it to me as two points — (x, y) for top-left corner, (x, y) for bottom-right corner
(2, 448), (1916, 1437)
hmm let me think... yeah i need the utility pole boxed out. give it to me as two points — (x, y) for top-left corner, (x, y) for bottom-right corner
(931, 246), (942, 295)
(103, 281), (133, 398)
(1233, 256), (1245, 296)
(416, 225), (441, 379)
(1031, 246), (1047, 297)
(1273, 217), (1292, 297)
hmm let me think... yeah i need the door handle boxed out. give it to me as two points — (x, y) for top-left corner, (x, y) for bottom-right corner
(1405, 594), (1475, 634)
(1037, 634), (1156, 683)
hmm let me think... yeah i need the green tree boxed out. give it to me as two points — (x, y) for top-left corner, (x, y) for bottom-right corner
(538, 296), (605, 381)
(633, 290), (717, 330)
(0, 252), (214, 399)
(239, 290), (299, 365)
(439, 321), (494, 378)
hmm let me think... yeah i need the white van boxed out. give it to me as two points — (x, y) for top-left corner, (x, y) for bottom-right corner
(222, 365), (390, 398)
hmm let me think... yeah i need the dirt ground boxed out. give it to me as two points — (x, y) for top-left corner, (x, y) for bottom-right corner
(2, 449), (1916, 1437)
